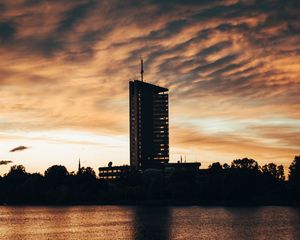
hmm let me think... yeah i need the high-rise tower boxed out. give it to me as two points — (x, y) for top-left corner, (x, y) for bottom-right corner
(129, 61), (169, 169)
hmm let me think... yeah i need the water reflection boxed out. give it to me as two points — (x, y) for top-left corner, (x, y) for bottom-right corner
(224, 207), (262, 240)
(224, 207), (300, 240)
(1, 206), (300, 240)
(133, 206), (171, 240)
(289, 207), (300, 240)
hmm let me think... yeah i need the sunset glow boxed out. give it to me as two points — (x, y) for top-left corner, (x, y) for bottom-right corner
(0, 0), (299, 174)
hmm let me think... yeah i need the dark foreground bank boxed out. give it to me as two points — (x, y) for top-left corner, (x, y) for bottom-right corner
(1, 156), (300, 206)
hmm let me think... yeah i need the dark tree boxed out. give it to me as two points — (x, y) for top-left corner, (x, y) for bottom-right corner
(223, 158), (262, 202)
(77, 167), (96, 179)
(223, 163), (230, 170)
(208, 162), (223, 173)
(20, 173), (45, 204)
(44, 165), (69, 186)
(288, 156), (300, 200)
(204, 162), (226, 202)
(231, 158), (258, 170)
(6, 165), (28, 183)
(262, 163), (277, 176)
(3, 165), (29, 204)
(261, 163), (285, 181)
(277, 165), (285, 181)
(78, 166), (96, 181)
(289, 156), (300, 182)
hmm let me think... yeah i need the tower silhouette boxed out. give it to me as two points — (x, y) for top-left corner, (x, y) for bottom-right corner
(129, 60), (169, 169)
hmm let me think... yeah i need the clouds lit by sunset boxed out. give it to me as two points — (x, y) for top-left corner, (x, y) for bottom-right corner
(0, 0), (299, 174)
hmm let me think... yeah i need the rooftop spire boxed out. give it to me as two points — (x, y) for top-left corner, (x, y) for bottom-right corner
(140, 58), (144, 82)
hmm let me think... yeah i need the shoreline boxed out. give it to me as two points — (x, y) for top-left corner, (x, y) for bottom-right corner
(1, 200), (299, 207)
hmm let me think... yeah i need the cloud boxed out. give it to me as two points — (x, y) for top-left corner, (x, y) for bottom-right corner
(10, 145), (29, 152)
(0, 160), (13, 165)
(56, 1), (97, 33)
(0, 21), (15, 43)
(171, 124), (299, 167)
(0, 0), (299, 169)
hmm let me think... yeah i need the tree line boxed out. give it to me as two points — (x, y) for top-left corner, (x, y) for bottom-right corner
(0, 156), (299, 205)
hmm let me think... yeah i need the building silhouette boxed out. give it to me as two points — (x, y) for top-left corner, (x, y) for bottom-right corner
(129, 61), (169, 169)
(99, 60), (199, 179)
(98, 165), (131, 180)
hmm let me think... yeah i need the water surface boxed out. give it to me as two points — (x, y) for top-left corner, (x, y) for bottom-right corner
(0, 206), (300, 240)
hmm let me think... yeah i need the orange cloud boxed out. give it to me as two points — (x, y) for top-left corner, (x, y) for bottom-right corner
(0, 0), (299, 173)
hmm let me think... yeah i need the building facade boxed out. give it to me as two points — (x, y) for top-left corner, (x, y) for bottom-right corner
(129, 80), (169, 169)
(98, 165), (131, 180)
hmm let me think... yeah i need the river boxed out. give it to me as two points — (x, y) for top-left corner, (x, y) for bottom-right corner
(0, 206), (300, 240)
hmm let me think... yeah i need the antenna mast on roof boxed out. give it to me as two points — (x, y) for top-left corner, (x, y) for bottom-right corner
(140, 58), (144, 82)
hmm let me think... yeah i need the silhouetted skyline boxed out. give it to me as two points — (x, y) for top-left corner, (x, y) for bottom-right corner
(1, 156), (300, 205)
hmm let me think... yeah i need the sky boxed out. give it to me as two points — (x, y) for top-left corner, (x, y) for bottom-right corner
(0, 0), (299, 175)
